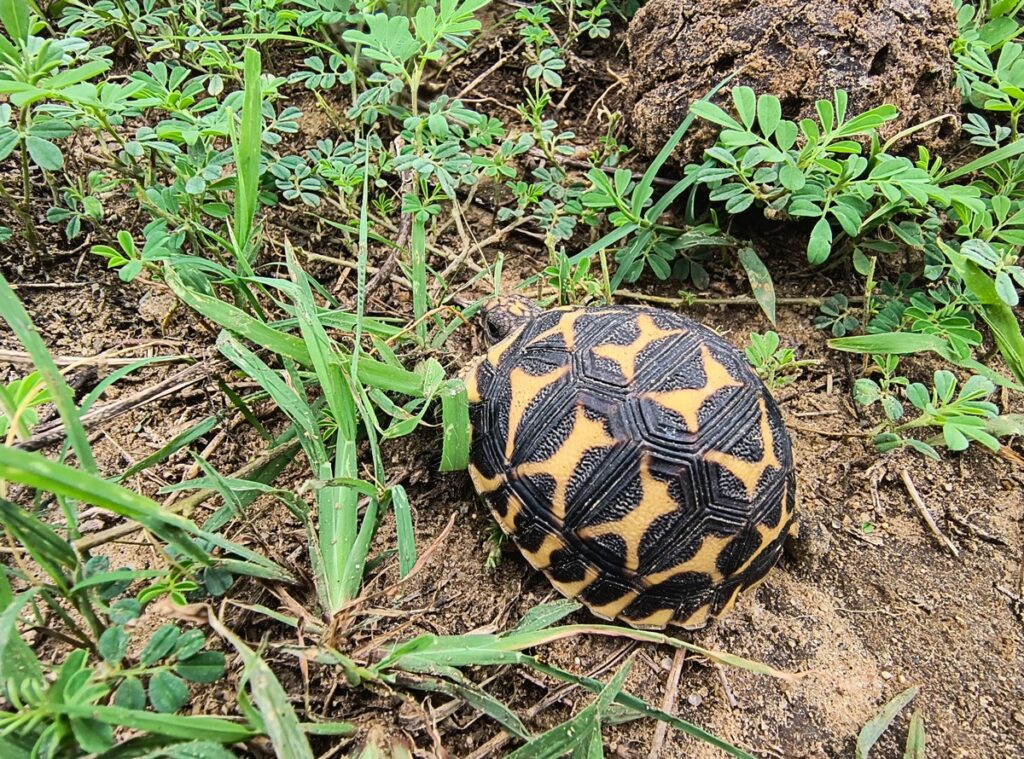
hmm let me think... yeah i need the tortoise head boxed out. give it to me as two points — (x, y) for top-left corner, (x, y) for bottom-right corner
(478, 295), (542, 346)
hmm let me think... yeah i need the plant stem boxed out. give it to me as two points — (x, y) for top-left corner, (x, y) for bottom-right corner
(0, 177), (39, 255)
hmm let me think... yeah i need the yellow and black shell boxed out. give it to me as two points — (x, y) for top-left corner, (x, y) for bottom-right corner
(466, 304), (796, 630)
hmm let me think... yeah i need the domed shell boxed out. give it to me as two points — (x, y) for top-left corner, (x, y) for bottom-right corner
(466, 305), (796, 630)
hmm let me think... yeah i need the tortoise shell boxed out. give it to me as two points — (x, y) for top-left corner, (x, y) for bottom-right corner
(466, 302), (796, 630)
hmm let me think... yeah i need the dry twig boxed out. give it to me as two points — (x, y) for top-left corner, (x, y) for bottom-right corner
(364, 137), (415, 298)
(647, 648), (687, 759)
(900, 468), (960, 558)
(14, 361), (213, 452)
(74, 438), (302, 551)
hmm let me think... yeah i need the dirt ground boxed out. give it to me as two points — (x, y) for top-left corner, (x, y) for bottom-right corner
(2, 5), (1024, 759)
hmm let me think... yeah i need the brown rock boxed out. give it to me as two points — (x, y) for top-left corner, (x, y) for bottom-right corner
(627, 0), (961, 162)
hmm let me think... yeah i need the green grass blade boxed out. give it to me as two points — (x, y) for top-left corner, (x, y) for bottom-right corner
(0, 498), (77, 587)
(828, 332), (1022, 390)
(218, 380), (272, 441)
(340, 497), (378, 601)
(507, 701), (597, 758)
(283, 245), (362, 609)
(117, 415), (221, 483)
(299, 722), (357, 736)
(49, 703), (255, 743)
(410, 216), (428, 343)
(941, 139), (1024, 182)
(440, 380), (470, 471)
(209, 616), (315, 759)
(510, 657), (632, 757)
(232, 47), (263, 263)
(216, 334), (327, 466)
(493, 624), (794, 679)
(70, 569), (166, 593)
(356, 358), (423, 394)
(636, 71), (738, 206)
(203, 438), (297, 534)
(122, 741), (240, 759)
(0, 446), (294, 581)
(405, 672), (532, 740)
(167, 268), (310, 364)
(170, 267), (423, 393)
(856, 686), (919, 759)
(529, 658), (753, 759)
(0, 585), (43, 688)
(0, 270), (96, 472)
(903, 711), (925, 759)
(511, 600), (582, 634)
(389, 485), (416, 578)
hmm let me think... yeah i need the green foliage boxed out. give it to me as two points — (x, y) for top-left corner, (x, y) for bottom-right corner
(744, 332), (818, 390)
(814, 294), (860, 337)
(690, 87), (974, 265)
(856, 366), (1006, 458)
(954, 0), (1024, 133)
(0, 372), (50, 439)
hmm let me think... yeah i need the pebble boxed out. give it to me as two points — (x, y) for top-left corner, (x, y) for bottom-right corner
(881, 671), (893, 680)
(688, 693), (703, 707)
(1013, 711), (1024, 726)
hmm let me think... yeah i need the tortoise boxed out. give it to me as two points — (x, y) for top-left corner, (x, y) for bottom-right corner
(465, 297), (796, 630)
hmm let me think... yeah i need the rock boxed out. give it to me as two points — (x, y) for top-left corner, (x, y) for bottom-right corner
(626, 0), (960, 163)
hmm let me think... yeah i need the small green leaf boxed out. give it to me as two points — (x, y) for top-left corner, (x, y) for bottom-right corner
(150, 670), (189, 713)
(775, 120), (798, 150)
(70, 717), (114, 754)
(732, 86), (756, 128)
(25, 136), (63, 171)
(807, 218), (833, 265)
(995, 270), (1019, 306)
(689, 100), (742, 130)
(905, 383), (929, 410)
(756, 94), (781, 136)
(853, 379), (880, 406)
(942, 423), (969, 451)
(114, 676), (146, 710)
(174, 629), (208, 660)
(881, 395), (904, 422)
(99, 626), (129, 664)
(933, 370), (956, 404)
(175, 651), (226, 683)
(0, 0), (29, 43)
(904, 439), (939, 459)
(737, 246), (776, 325)
(109, 599), (142, 624)
(141, 624), (181, 665)
(779, 164), (806, 191)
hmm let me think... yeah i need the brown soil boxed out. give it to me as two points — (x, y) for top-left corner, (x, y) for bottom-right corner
(627, 0), (961, 162)
(2, 7), (1024, 759)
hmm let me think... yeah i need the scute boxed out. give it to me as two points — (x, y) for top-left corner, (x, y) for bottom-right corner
(468, 305), (796, 630)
